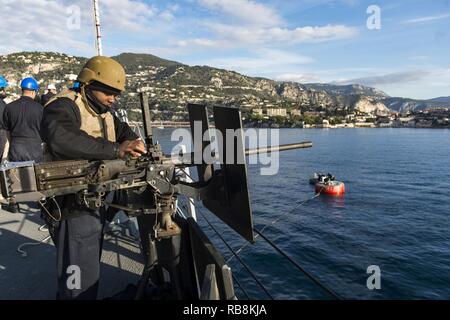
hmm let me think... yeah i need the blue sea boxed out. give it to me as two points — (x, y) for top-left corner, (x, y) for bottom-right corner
(154, 128), (450, 300)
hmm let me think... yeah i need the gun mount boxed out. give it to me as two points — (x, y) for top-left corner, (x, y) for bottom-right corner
(0, 93), (312, 299)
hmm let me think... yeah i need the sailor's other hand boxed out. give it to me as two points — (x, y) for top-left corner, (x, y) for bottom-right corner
(118, 139), (147, 159)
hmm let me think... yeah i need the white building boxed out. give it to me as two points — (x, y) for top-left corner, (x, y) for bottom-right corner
(266, 108), (287, 117)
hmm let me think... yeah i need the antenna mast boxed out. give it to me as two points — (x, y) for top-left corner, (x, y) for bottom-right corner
(93, 0), (103, 56)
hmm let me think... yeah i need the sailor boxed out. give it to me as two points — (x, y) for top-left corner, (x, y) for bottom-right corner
(40, 56), (146, 300)
(3, 77), (44, 163)
(40, 83), (57, 106)
(0, 76), (8, 160)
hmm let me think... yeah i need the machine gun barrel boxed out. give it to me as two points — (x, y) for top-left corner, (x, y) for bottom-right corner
(167, 141), (313, 165)
(245, 141), (312, 155)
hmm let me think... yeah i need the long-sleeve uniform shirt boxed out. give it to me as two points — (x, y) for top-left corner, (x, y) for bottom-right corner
(0, 98), (6, 129)
(41, 96), (138, 219)
(41, 97), (137, 161)
(3, 96), (43, 162)
(0, 98), (7, 158)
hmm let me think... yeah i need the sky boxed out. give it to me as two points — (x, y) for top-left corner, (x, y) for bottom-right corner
(0, 0), (449, 99)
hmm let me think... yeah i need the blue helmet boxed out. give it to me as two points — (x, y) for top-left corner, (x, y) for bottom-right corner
(72, 81), (80, 89)
(20, 77), (40, 91)
(0, 76), (8, 89)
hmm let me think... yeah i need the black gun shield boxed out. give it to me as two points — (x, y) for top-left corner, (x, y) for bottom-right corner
(187, 104), (213, 183)
(203, 106), (254, 243)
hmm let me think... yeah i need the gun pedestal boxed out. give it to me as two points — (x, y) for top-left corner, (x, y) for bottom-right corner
(134, 192), (184, 299)
(154, 194), (180, 238)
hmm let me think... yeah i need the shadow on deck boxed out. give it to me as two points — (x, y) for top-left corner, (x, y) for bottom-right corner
(0, 203), (144, 300)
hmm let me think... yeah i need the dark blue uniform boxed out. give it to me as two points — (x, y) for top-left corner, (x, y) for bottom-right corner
(0, 98), (7, 158)
(41, 94), (138, 299)
(40, 91), (55, 107)
(3, 96), (43, 162)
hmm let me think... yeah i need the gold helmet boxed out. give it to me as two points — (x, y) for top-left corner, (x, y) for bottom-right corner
(77, 56), (126, 92)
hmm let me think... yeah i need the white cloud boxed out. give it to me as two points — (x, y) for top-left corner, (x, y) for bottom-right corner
(326, 68), (450, 99)
(275, 73), (321, 83)
(258, 49), (315, 64)
(0, 0), (92, 55)
(176, 38), (229, 48)
(211, 24), (357, 44)
(401, 13), (450, 24)
(428, 68), (450, 84)
(335, 70), (433, 86)
(100, 0), (157, 31)
(159, 4), (180, 21)
(198, 0), (282, 27)
(273, 67), (377, 84)
(186, 23), (358, 48)
(193, 1), (358, 48)
(272, 67), (450, 100)
(199, 49), (314, 75)
(0, 0), (174, 56)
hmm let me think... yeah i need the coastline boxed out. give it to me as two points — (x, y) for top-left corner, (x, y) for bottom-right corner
(127, 121), (450, 129)
(242, 124), (450, 129)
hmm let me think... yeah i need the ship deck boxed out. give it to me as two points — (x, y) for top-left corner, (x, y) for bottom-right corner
(0, 202), (144, 299)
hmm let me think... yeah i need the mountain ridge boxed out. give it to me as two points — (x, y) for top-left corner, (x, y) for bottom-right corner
(0, 51), (448, 118)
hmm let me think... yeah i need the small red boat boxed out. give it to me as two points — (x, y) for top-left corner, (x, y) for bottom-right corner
(315, 180), (345, 196)
(310, 173), (345, 196)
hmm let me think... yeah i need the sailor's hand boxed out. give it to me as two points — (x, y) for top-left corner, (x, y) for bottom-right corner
(118, 139), (147, 159)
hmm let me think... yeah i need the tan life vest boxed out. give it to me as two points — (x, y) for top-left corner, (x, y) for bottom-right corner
(44, 89), (116, 160)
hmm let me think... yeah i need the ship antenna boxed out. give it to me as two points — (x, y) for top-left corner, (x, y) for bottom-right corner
(93, 0), (103, 56)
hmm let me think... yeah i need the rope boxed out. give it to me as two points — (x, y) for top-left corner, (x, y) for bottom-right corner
(223, 188), (344, 299)
(17, 235), (51, 258)
(227, 190), (322, 263)
(253, 228), (343, 300)
(196, 206), (274, 300)
(17, 219), (53, 258)
(178, 168), (340, 299)
(38, 197), (62, 222)
(177, 203), (254, 300)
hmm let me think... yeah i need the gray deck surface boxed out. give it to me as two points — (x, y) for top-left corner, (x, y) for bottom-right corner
(0, 203), (144, 300)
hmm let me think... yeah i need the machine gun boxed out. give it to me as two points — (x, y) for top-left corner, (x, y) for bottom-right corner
(0, 93), (312, 299)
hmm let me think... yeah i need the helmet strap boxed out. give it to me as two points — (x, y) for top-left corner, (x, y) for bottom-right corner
(81, 85), (109, 115)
